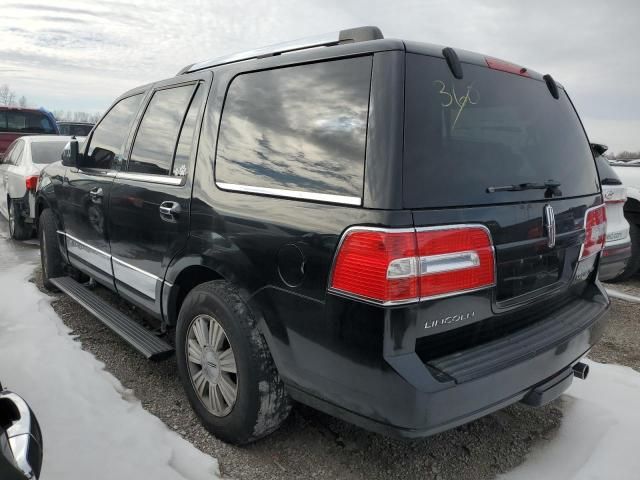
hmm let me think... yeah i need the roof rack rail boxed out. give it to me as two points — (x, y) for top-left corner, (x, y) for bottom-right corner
(178, 26), (383, 75)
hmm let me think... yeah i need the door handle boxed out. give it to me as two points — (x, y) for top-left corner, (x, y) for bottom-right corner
(159, 201), (181, 220)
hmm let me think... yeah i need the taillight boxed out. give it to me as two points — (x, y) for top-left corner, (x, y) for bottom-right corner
(416, 227), (495, 299)
(25, 176), (38, 192)
(329, 225), (495, 305)
(485, 57), (529, 77)
(579, 205), (607, 260)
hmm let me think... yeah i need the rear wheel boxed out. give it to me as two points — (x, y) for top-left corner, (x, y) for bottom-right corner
(8, 199), (31, 240)
(607, 223), (640, 282)
(176, 281), (291, 444)
(39, 209), (64, 291)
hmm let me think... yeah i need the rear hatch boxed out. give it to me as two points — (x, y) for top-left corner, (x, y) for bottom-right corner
(403, 51), (602, 310)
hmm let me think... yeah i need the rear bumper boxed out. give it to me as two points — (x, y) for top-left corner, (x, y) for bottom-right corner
(288, 283), (609, 438)
(599, 242), (632, 281)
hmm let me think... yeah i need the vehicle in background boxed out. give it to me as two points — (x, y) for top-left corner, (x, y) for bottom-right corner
(0, 107), (59, 157)
(0, 135), (80, 240)
(57, 122), (94, 137)
(37, 26), (609, 444)
(591, 144), (631, 281)
(610, 156), (640, 280)
(0, 382), (43, 480)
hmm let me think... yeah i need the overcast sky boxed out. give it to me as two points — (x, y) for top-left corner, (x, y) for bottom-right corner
(1, 0), (638, 153)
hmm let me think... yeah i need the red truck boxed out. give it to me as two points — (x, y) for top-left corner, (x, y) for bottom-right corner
(0, 106), (60, 157)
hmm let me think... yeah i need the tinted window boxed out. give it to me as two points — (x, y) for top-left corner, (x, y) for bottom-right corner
(30, 141), (69, 164)
(85, 94), (143, 170)
(0, 111), (56, 134)
(172, 85), (204, 177)
(595, 155), (621, 185)
(8, 140), (25, 166)
(59, 124), (93, 136)
(403, 54), (600, 207)
(128, 85), (194, 176)
(216, 57), (372, 199)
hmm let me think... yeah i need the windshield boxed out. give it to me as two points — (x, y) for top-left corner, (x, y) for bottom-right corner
(403, 54), (600, 207)
(0, 110), (57, 134)
(30, 141), (68, 164)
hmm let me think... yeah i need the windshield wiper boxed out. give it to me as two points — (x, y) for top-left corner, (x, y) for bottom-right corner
(486, 180), (562, 193)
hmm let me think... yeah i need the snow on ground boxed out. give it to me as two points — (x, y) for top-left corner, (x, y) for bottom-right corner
(0, 253), (220, 479)
(503, 360), (640, 480)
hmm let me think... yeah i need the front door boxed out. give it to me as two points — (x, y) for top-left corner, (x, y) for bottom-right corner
(108, 75), (209, 316)
(60, 92), (145, 287)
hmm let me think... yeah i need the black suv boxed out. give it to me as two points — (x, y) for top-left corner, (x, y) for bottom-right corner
(36, 26), (609, 444)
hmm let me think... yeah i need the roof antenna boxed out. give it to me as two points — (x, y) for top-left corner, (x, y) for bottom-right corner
(543, 74), (559, 99)
(442, 47), (463, 79)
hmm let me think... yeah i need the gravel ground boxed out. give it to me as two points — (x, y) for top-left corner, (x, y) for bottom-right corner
(36, 269), (640, 480)
(589, 278), (640, 372)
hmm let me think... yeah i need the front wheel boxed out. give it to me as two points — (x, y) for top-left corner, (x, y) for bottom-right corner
(8, 199), (32, 240)
(176, 281), (291, 445)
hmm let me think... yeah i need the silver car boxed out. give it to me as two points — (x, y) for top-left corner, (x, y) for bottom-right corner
(0, 135), (81, 240)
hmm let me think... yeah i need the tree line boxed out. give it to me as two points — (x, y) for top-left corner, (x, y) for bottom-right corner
(1, 83), (101, 123)
(607, 151), (640, 161)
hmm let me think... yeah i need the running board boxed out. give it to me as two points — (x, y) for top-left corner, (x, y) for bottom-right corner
(50, 276), (174, 360)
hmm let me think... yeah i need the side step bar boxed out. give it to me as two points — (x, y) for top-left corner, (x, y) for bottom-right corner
(50, 276), (174, 360)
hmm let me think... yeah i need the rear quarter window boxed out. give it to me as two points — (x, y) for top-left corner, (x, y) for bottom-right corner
(403, 54), (600, 208)
(0, 111), (56, 134)
(215, 56), (373, 203)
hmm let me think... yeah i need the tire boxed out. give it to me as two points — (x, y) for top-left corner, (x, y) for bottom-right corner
(8, 199), (32, 241)
(176, 281), (291, 445)
(607, 223), (640, 282)
(39, 209), (65, 291)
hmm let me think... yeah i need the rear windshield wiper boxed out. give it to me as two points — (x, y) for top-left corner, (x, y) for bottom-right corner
(486, 180), (562, 193)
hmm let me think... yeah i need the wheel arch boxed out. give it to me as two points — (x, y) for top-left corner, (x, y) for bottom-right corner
(164, 264), (225, 327)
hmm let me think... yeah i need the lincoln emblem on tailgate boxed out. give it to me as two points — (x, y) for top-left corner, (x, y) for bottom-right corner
(544, 204), (556, 248)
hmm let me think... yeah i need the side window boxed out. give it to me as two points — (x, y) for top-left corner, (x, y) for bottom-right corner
(8, 141), (25, 166)
(1, 145), (13, 165)
(84, 94), (143, 170)
(215, 57), (372, 201)
(172, 85), (204, 177)
(128, 84), (195, 176)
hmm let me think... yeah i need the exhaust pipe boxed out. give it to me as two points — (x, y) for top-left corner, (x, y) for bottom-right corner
(573, 362), (589, 380)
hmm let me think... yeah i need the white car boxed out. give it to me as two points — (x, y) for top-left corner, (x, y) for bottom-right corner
(610, 157), (640, 280)
(0, 135), (79, 239)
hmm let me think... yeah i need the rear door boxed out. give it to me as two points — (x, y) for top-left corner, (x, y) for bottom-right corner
(108, 73), (210, 316)
(403, 53), (601, 311)
(60, 93), (145, 286)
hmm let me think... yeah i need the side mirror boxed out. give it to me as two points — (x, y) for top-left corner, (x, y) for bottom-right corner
(590, 143), (608, 156)
(61, 137), (80, 168)
(0, 391), (43, 480)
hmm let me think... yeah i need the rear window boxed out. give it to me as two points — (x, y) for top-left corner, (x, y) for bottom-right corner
(215, 57), (372, 203)
(0, 110), (57, 134)
(403, 54), (599, 208)
(30, 141), (69, 164)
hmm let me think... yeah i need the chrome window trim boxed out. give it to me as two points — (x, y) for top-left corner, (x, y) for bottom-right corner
(116, 172), (184, 185)
(216, 182), (361, 206)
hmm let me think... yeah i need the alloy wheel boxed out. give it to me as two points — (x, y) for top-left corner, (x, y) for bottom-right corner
(186, 314), (238, 417)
